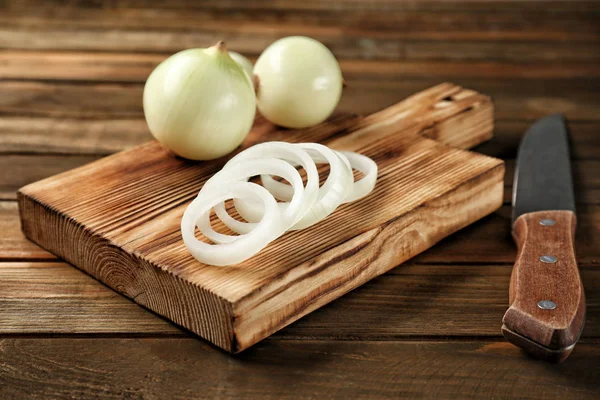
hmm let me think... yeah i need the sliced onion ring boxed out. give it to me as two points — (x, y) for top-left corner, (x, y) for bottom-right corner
(198, 157), (305, 244)
(181, 142), (379, 267)
(257, 143), (353, 230)
(260, 149), (377, 204)
(181, 182), (282, 266)
(216, 142), (320, 231)
(338, 151), (378, 203)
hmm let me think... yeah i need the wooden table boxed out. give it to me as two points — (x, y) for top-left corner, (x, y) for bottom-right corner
(1, 1), (598, 398)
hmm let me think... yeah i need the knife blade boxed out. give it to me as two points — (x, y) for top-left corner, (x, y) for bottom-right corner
(502, 114), (586, 363)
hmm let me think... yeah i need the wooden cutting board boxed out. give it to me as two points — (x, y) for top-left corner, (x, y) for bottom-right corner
(18, 83), (504, 353)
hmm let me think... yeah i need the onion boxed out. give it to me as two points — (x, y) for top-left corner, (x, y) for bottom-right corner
(259, 149), (378, 204)
(257, 143), (353, 230)
(197, 158), (306, 244)
(181, 142), (377, 266)
(215, 142), (320, 234)
(253, 36), (343, 128)
(181, 182), (282, 266)
(229, 51), (254, 79)
(143, 41), (256, 160)
(338, 151), (379, 203)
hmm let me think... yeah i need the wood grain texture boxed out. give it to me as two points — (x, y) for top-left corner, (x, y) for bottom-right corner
(339, 78), (600, 122)
(2, 78), (598, 121)
(0, 338), (599, 400)
(0, 261), (181, 335)
(0, 117), (151, 155)
(5, 203), (600, 265)
(1, 118), (597, 160)
(414, 205), (600, 266)
(1, 261), (598, 340)
(0, 202), (53, 260)
(18, 84), (503, 352)
(0, 2), (598, 62)
(4, 158), (599, 202)
(4, 51), (600, 83)
(0, 154), (100, 200)
(0, 0), (598, 397)
(503, 211), (585, 361)
(7, 51), (598, 159)
(5, 0), (600, 11)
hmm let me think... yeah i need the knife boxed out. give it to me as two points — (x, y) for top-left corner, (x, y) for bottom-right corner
(501, 114), (586, 363)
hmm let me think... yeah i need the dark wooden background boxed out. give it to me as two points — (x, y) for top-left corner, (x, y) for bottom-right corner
(0, 1), (599, 398)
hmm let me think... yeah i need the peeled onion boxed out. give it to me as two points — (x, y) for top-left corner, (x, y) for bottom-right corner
(143, 41), (256, 160)
(253, 36), (343, 128)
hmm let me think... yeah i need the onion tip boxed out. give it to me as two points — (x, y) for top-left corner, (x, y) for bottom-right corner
(214, 40), (227, 52)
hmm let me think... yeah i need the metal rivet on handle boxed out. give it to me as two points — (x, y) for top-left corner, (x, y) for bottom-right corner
(540, 255), (558, 263)
(540, 219), (556, 226)
(538, 300), (557, 310)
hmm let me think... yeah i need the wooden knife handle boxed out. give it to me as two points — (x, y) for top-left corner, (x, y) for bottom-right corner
(502, 210), (586, 363)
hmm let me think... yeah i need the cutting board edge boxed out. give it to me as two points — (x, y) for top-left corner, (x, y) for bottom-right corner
(17, 189), (238, 352)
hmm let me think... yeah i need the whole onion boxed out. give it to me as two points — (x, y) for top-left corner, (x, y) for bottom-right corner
(253, 36), (343, 129)
(228, 51), (254, 79)
(143, 41), (256, 160)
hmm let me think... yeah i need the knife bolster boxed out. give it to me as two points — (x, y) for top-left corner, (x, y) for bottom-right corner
(503, 210), (585, 358)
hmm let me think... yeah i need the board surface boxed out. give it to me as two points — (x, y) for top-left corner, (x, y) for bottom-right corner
(18, 83), (504, 352)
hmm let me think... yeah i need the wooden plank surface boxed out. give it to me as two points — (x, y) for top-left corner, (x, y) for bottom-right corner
(0, 3), (598, 62)
(0, 261), (181, 335)
(1, 0), (599, 396)
(0, 117), (597, 160)
(0, 155), (100, 200)
(4, 158), (599, 201)
(4, 202), (600, 265)
(0, 338), (599, 400)
(1, 261), (598, 340)
(0, 202), (53, 260)
(2, 79), (598, 121)
(4, 0), (600, 11)
(0, 117), (150, 155)
(414, 205), (600, 265)
(4, 52), (600, 83)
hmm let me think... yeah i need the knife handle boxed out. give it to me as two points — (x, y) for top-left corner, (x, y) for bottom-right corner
(502, 210), (585, 363)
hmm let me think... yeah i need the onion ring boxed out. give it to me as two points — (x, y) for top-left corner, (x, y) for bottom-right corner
(216, 142), (320, 232)
(259, 143), (353, 230)
(181, 182), (282, 266)
(181, 142), (378, 267)
(338, 151), (378, 203)
(197, 158), (305, 244)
